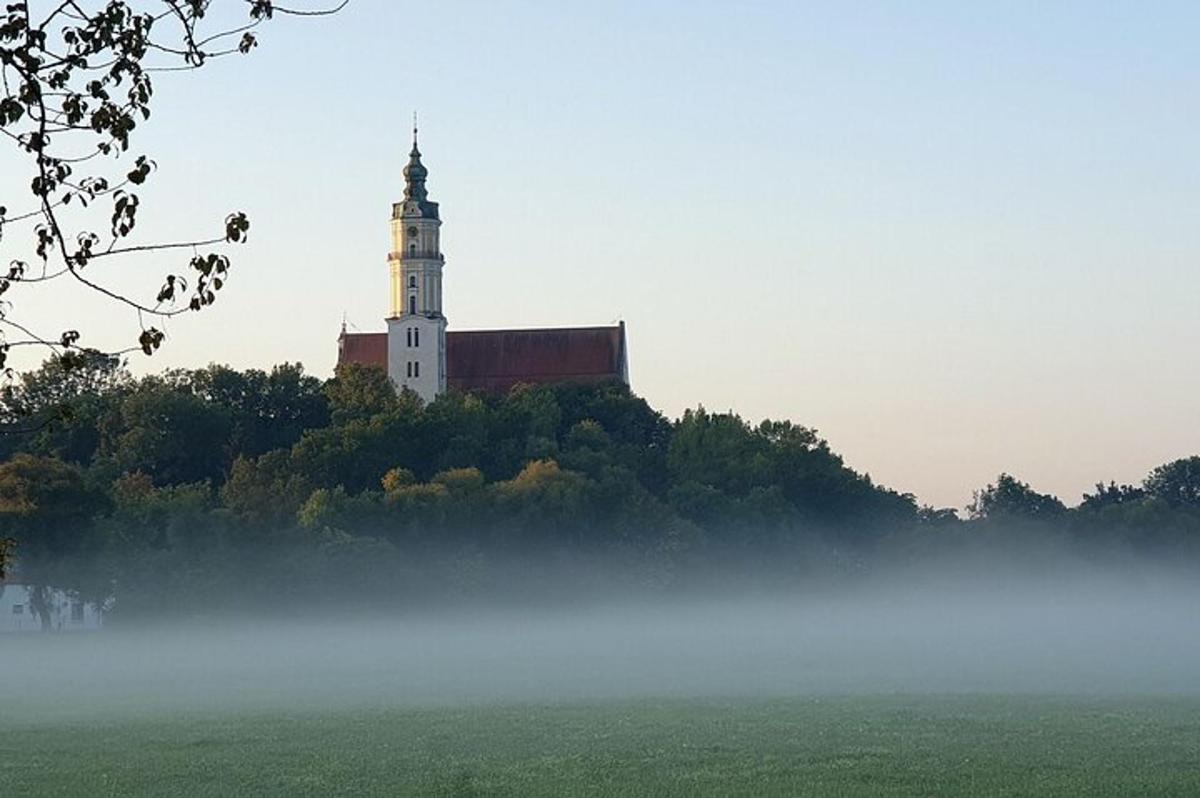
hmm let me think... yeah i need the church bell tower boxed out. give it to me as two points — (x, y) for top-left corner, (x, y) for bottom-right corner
(387, 121), (447, 403)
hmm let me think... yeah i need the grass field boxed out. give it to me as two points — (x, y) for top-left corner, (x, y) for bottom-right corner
(2, 695), (1199, 797)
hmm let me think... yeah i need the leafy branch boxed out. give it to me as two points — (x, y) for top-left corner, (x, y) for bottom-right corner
(0, 0), (346, 377)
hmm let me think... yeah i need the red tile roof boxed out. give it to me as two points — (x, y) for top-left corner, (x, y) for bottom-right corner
(337, 332), (387, 370)
(447, 325), (627, 393)
(337, 324), (628, 393)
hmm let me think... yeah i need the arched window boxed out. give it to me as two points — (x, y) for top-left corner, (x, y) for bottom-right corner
(413, 328), (420, 347)
(414, 361), (420, 378)
(409, 295), (417, 315)
(408, 275), (416, 288)
(409, 243), (416, 256)
(406, 328), (412, 347)
(405, 362), (412, 378)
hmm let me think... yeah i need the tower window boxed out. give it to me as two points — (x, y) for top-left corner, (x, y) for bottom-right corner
(409, 295), (417, 315)
(409, 243), (416, 256)
(414, 328), (420, 347)
(408, 275), (416, 288)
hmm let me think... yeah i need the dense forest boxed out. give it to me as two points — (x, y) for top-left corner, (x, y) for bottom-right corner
(1, 352), (1198, 625)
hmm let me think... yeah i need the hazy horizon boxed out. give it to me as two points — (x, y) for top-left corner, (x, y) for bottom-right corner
(6, 560), (1200, 727)
(1, 1), (1197, 510)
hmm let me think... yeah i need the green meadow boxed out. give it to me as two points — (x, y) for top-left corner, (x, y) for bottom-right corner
(2, 695), (1198, 797)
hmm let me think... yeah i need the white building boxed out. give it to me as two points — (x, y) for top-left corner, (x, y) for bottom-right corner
(0, 577), (103, 633)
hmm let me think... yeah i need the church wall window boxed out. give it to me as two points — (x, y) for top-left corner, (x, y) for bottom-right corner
(414, 328), (420, 347)
(414, 361), (420, 378)
(406, 362), (412, 378)
(406, 328), (412, 347)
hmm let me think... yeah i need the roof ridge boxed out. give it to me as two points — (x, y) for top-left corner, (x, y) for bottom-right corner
(448, 325), (622, 335)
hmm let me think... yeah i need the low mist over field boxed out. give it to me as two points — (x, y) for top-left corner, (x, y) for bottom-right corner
(4, 365), (1200, 738)
(4, 560), (1199, 727)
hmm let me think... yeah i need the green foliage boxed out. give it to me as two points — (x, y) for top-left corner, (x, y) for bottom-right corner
(182, 363), (329, 457)
(0, 454), (107, 557)
(222, 451), (312, 531)
(1145, 457), (1200, 508)
(0, 350), (130, 464)
(324, 363), (401, 425)
(969, 473), (1066, 522)
(97, 379), (233, 486)
(0, 454), (108, 626)
(2, 354), (1199, 618)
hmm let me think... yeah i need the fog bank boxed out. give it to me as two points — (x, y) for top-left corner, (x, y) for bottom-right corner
(3, 571), (1199, 726)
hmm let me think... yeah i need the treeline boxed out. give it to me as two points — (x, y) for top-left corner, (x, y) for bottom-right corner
(0, 352), (1198, 623)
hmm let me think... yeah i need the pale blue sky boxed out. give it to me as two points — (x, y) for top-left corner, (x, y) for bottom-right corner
(4, 1), (1199, 509)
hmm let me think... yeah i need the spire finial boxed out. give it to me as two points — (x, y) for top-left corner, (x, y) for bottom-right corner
(412, 111), (418, 148)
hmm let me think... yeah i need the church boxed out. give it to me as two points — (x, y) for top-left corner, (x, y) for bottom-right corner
(337, 129), (629, 404)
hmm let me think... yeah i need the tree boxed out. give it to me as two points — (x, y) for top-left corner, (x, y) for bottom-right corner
(0, 453), (107, 628)
(1144, 457), (1200, 509)
(98, 378), (232, 485)
(0, 534), (11, 579)
(181, 362), (329, 456)
(0, 349), (129, 462)
(0, 1), (344, 373)
(221, 449), (312, 531)
(968, 473), (1065, 522)
(1079, 481), (1146, 512)
(324, 363), (400, 425)
(917, 505), (961, 526)
(493, 459), (595, 547)
(668, 408), (766, 496)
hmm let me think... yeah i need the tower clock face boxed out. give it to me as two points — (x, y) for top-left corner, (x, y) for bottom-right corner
(407, 227), (419, 238)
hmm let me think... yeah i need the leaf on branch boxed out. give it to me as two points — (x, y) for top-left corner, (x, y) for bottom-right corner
(111, 191), (139, 238)
(250, 2), (276, 21)
(127, 156), (154, 185)
(0, 97), (23, 126)
(188, 253), (231, 311)
(1, 0), (343, 365)
(138, 328), (164, 356)
(72, 232), (100, 267)
(35, 226), (54, 261)
(225, 212), (250, 243)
